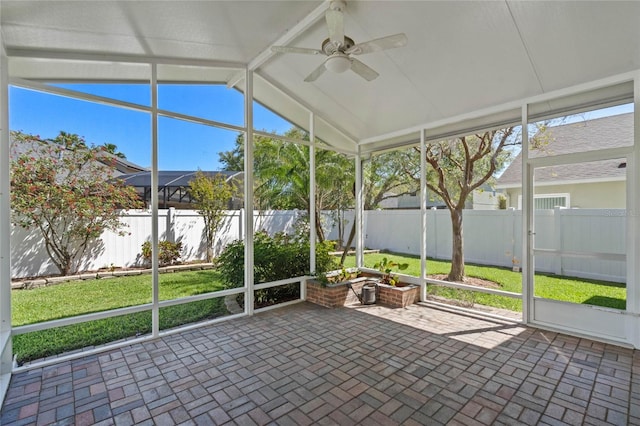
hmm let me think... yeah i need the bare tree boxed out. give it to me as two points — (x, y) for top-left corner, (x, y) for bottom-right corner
(421, 129), (515, 281)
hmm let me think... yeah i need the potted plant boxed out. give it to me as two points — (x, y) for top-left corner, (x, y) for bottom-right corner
(373, 257), (409, 286)
(367, 257), (419, 308)
(324, 266), (360, 283)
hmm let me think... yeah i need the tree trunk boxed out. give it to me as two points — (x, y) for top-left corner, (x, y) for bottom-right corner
(61, 255), (72, 276)
(315, 209), (325, 242)
(340, 219), (357, 265)
(447, 208), (465, 282)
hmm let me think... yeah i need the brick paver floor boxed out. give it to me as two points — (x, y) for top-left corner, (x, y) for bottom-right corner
(2, 302), (640, 425)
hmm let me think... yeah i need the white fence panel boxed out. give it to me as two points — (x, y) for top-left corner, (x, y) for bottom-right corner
(10, 226), (51, 278)
(171, 209), (242, 260)
(462, 210), (520, 268)
(361, 208), (621, 283)
(533, 209), (556, 273)
(365, 210), (422, 255)
(556, 209), (626, 282)
(86, 209), (163, 271)
(11, 209), (245, 278)
(254, 210), (300, 236)
(428, 209), (452, 261)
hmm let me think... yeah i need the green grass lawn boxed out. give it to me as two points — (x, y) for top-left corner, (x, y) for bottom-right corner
(12, 270), (228, 364)
(12, 270), (225, 325)
(343, 253), (626, 312)
(12, 254), (626, 364)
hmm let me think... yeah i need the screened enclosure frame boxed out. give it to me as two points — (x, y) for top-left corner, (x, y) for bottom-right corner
(0, 52), (358, 382)
(1, 48), (640, 405)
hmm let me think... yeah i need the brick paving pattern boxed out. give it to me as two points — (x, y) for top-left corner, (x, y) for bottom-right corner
(2, 302), (639, 425)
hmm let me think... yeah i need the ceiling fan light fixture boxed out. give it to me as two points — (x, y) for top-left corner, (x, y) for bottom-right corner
(325, 55), (351, 73)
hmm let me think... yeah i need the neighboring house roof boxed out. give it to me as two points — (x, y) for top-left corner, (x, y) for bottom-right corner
(116, 170), (243, 188)
(116, 170), (244, 209)
(97, 152), (148, 175)
(11, 134), (149, 176)
(497, 113), (632, 188)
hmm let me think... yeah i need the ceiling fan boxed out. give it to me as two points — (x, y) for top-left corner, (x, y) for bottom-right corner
(271, 0), (408, 82)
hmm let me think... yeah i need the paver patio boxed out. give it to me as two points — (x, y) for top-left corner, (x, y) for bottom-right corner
(1, 301), (639, 425)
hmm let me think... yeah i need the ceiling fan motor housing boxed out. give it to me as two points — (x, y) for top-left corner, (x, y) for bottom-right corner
(322, 36), (355, 55)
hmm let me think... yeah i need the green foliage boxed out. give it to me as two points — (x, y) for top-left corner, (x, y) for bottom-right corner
(10, 131), (143, 275)
(219, 130), (354, 242)
(217, 231), (337, 306)
(218, 133), (245, 171)
(141, 240), (183, 267)
(322, 266), (360, 286)
(100, 142), (126, 159)
(498, 194), (507, 209)
(188, 171), (235, 261)
(373, 256), (409, 286)
(364, 149), (419, 210)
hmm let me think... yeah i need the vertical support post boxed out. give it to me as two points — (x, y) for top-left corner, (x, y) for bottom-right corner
(166, 207), (175, 243)
(309, 113), (316, 275)
(420, 129), (428, 302)
(553, 207), (563, 275)
(433, 207), (438, 259)
(521, 104), (532, 324)
(355, 148), (364, 268)
(244, 69), (255, 316)
(150, 63), (160, 337)
(0, 35), (13, 401)
(627, 73), (640, 347)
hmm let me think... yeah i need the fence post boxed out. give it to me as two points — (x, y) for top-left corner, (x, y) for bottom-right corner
(554, 207), (563, 275)
(510, 207), (518, 269)
(166, 207), (175, 242)
(431, 207), (438, 260)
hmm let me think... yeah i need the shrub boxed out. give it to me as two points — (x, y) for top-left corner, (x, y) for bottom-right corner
(498, 194), (507, 209)
(217, 231), (337, 307)
(141, 240), (183, 267)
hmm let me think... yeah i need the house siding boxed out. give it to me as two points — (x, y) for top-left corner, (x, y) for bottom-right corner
(506, 180), (625, 209)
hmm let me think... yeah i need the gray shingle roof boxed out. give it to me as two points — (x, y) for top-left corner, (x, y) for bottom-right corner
(497, 113), (632, 187)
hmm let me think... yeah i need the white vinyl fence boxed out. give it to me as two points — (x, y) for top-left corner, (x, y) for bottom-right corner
(11, 208), (626, 283)
(338, 208), (626, 283)
(10, 209), (305, 279)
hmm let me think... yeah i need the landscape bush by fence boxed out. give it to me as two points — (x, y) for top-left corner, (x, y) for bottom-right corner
(11, 208), (626, 283)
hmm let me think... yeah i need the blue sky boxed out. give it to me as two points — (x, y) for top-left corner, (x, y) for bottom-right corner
(9, 84), (295, 171)
(10, 83), (633, 171)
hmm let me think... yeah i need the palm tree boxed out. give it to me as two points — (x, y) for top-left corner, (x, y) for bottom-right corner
(220, 129), (354, 242)
(101, 143), (126, 159)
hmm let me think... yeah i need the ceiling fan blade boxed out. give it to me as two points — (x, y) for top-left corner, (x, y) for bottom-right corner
(304, 63), (327, 82)
(271, 46), (323, 55)
(350, 58), (379, 81)
(326, 9), (344, 46)
(345, 33), (408, 55)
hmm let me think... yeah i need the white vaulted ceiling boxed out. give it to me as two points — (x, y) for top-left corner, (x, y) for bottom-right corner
(2, 1), (640, 152)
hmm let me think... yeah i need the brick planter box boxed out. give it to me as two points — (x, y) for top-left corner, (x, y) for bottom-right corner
(306, 277), (373, 308)
(376, 282), (419, 308)
(306, 275), (420, 309)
